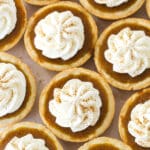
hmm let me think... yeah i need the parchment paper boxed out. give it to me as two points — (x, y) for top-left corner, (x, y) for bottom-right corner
(8, 1), (148, 149)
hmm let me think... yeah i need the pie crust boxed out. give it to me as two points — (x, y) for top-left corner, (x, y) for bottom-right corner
(78, 137), (132, 150)
(39, 68), (115, 142)
(119, 88), (150, 150)
(146, 0), (150, 18)
(0, 122), (63, 150)
(94, 18), (150, 91)
(79, 0), (145, 20)
(0, 0), (27, 52)
(25, 0), (60, 6)
(0, 52), (36, 128)
(24, 1), (98, 71)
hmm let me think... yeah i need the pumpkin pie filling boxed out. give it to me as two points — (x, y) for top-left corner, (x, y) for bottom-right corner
(0, 0), (27, 52)
(95, 18), (150, 90)
(79, 0), (144, 20)
(0, 52), (36, 128)
(24, 1), (98, 71)
(39, 68), (115, 142)
(0, 122), (63, 150)
(119, 88), (150, 150)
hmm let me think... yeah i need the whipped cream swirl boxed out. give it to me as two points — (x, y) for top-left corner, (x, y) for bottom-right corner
(128, 100), (150, 148)
(0, 0), (17, 40)
(49, 79), (102, 132)
(94, 0), (129, 7)
(5, 134), (49, 150)
(104, 27), (150, 77)
(0, 63), (26, 117)
(34, 11), (85, 61)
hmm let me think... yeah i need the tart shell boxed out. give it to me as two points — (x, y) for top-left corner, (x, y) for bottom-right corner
(39, 68), (115, 142)
(94, 18), (150, 91)
(0, 0), (27, 52)
(119, 88), (150, 150)
(146, 0), (150, 18)
(79, 0), (145, 20)
(24, 1), (98, 71)
(0, 122), (63, 150)
(0, 52), (36, 128)
(78, 137), (132, 150)
(25, 0), (60, 6)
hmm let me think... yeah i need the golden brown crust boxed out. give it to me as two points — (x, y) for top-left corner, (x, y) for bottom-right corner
(0, 0), (27, 52)
(94, 18), (150, 91)
(0, 52), (36, 128)
(146, 0), (150, 18)
(25, 0), (59, 6)
(79, 0), (145, 20)
(0, 122), (63, 150)
(78, 137), (132, 150)
(39, 68), (115, 142)
(119, 88), (150, 150)
(24, 1), (98, 71)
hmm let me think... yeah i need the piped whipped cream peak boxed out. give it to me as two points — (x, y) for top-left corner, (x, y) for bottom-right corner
(0, 63), (26, 117)
(49, 79), (102, 132)
(5, 134), (49, 150)
(128, 100), (150, 148)
(0, 0), (17, 40)
(34, 11), (85, 61)
(94, 0), (129, 7)
(104, 27), (150, 77)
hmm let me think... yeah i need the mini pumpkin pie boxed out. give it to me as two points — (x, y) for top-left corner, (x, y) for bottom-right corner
(79, 0), (145, 20)
(24, 1), (98, 71)
(39, 68), (115, 142)
(0, 0), (27, 52)
(119, 88), (150, 150)
(0, 52), (36, 128)
(0, 122), (63, 150)
(25, 0), (60, 6)
(146, 0), (150, 18)
(95, 18), (150, 91)
(78, 137), (132, 150)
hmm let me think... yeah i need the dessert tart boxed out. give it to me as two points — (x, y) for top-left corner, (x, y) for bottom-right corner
(146, 0), (150, 18)
(39, 68), (115, 142)
(0, 122), (63, 150)
(24, 1), (98, 71)
(78, 137), (132, 150)
(0, 52), (36, 128)
(119, 88), (150, 150)
(79, 0), (145, 20)
(0, 0), (27, 52)
(25, 0), (60, 6)
(95, 18), (150, 91)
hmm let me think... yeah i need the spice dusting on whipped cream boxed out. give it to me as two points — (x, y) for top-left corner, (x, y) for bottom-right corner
(0, 0), (17, 40)
(49, 79), (102, 132)
(104, 27), (150, 77)
(34, 11), (85, 61)
(94, 0), (129, 7)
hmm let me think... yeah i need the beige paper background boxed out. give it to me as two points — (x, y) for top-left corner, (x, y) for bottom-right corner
(7, 1), (149, 149)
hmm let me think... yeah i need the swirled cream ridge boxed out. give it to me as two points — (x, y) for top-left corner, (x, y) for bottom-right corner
(128, 100), (150, 148)
(5, 134), (49, 150)
(49, 79), (102, 132)
(0, 63), (26, 117)
(0, 0), (17, 40)
(104, 27), (150, 77)
(34, 11), (85, 61)
(94, 0), (129, 7)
